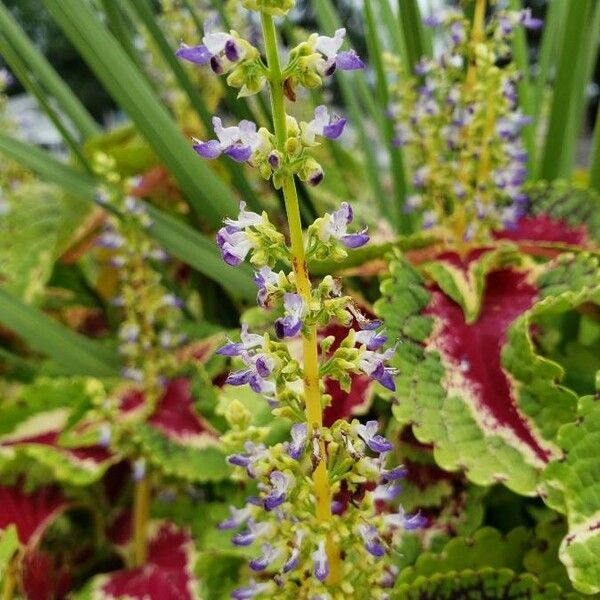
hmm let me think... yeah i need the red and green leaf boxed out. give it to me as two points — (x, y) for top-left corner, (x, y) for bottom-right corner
(0, 379), (117, 485)
(82, 522), (199, 600)
(375, 250), (599, 495)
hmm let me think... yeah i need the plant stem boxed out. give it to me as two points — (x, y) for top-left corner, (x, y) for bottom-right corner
(133, 473), (151, 566)
(466, 0), (487, 90)
(260, 12), (341, 584)
(2, 556), (17, 600)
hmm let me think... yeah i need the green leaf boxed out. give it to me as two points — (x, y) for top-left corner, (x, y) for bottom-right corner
(544, 395), (600, 594)
(397, 0), (431, 72)
(397, 528), (531, 585)
(588, 104), (600, 193)
(0, 182), (95, 304)
(0, 289), (119, 377)
(393, 568), (580, 599)
(42, 0), (238, 226)
(0, 1), (99, 139)
(134, 425), (228, 483)
(0, 134), (256, 299)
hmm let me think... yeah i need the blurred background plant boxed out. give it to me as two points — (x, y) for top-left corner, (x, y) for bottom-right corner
(0, 0), (599, 599)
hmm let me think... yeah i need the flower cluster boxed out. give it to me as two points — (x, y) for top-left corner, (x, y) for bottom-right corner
(387, 6), (542, 242)
(177, 22), (361, 189)
(92, 154), (185, 395)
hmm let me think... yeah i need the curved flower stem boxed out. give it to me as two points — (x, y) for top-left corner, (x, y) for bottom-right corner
(133, 474), (151, 566)
(261, 12), (341, 584)
(466, 0), (487, 90)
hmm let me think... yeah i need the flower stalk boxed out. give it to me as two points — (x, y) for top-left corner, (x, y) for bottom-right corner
(260, 12), (341, 583)
(133, 471), (151, 566)
(1, 556), (17, 600)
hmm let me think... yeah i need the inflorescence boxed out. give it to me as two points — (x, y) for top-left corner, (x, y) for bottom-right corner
(177, 1), (423, 597)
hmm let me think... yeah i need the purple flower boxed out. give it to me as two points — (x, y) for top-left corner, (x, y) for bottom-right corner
(193, 117), (262, 162)
(519, 9), (543, 30)
(274, 293), (304, 339)
(249, 543), (281, 571)
(356, 420), (393, 454)
(373, 482), (402, 502)
(384, 507), (427, 530)
(219, 506), (252, 530)
(355, 328), (388, 351)
(358, 349), (397, 392)
(227, 441), (267, 477)
(302, 105), (347, 145)
(423, 15), (441, 27)
(217, 323), (264, 356)
(254, 266), (280, 307)
(287, 423), (308, 460)
(282, 546), (301, 573)
(226, 350), (276, 395)
(132, 458), (146, 482)
(358, 524), (386, 558)
(380, 465), (408, 484)
(232, 520), (272, 547)
(176, 32), (246, 74)
(318, 201), (369, 248)
(96, 231), (124, 249)
(231, 580), (272, 600)
(263, 471), (293, 511)
(312, 540), (329, 582)
(315, 28), (364, 76)
(216, 225), (254, 266)
(224, 201), (263, 229)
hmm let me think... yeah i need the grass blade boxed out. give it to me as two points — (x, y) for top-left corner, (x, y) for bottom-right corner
(537, 0), (595, 180)
(0, 134), (256, 300)
(42, 0), (238, 226)
(364, 0), (410, 233)
(398, 0), (431, 71)
(0, 1), (99, 139)
(0, 289), (119, 377)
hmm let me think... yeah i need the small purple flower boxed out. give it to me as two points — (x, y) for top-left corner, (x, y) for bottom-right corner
(227, 441), (267, 477)
(119, 323), (140, 343)
(193, 117), (261, 162)
(121, 367), (144, 383)
(224, 201), (263, 229)
(519, 9), (543, 30)
(422, 210), (437, 230)
(358, 349), (397, 392)
(373, 482), (402, 502)
(315, 28), (364, 76)
(358, 524), (386, 558)
(450, 21), (465, 44)
(274, 293), (304, 339)
(423, 15), (441, 27)
(132, 458), (146, 482)
(356, 420), (393, 454)
(96, 231), (124, 249)
(254, 266), (280, 307)
(282, 546), (301, 573)
(380, 465), (408, 484)
(176, 32), (246, 74)
(249, 543), (281, 571)
(355, 328), (388, 351)
(312, 540), (329, 582)
(287, 423), (308, 460)
(302, 105), (347, 145)
(218, 323), (264, 357)
(318, 201), (370, 248)
(263, 471), (293, 511)
(385, 507), (427, 530)
(219, 506), (251, 530)
(99, 424), (112, 448)
(216, 225), (254, 266)
(231, 580), (272, 600)
(232, 520), (272, 547)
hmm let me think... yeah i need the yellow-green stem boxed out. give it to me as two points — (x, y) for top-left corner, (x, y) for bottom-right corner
(133, 474), (151, 566)
(466, 0), (487, 90)
(2, 556), (17, 600)
(261, 12), (341, 584)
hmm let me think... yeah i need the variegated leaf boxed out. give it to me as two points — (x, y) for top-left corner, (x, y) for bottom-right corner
(375, 251), (599, 495)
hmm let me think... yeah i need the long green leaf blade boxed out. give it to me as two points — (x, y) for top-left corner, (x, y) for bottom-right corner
(42, 0), (237, 226)
(0, 1), (99, 139)
(0, 289), (119, 377)
(0, 134), (255, 299)
(398, 0), (431, 71)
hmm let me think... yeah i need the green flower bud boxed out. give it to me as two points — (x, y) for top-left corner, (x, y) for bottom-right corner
(242, 0), (295, 17)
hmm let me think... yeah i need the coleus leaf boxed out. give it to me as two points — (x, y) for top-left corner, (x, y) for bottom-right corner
(121, 378), (228, 483)
(544, 395), (600, 594)
(81, 522), (199, 600)
(20, 548), (72, 600)
(0, 378), (116, 485)
(0, 485), (70, 547)
(375, 251), (599, 495)
(392, 568), (580, 599)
